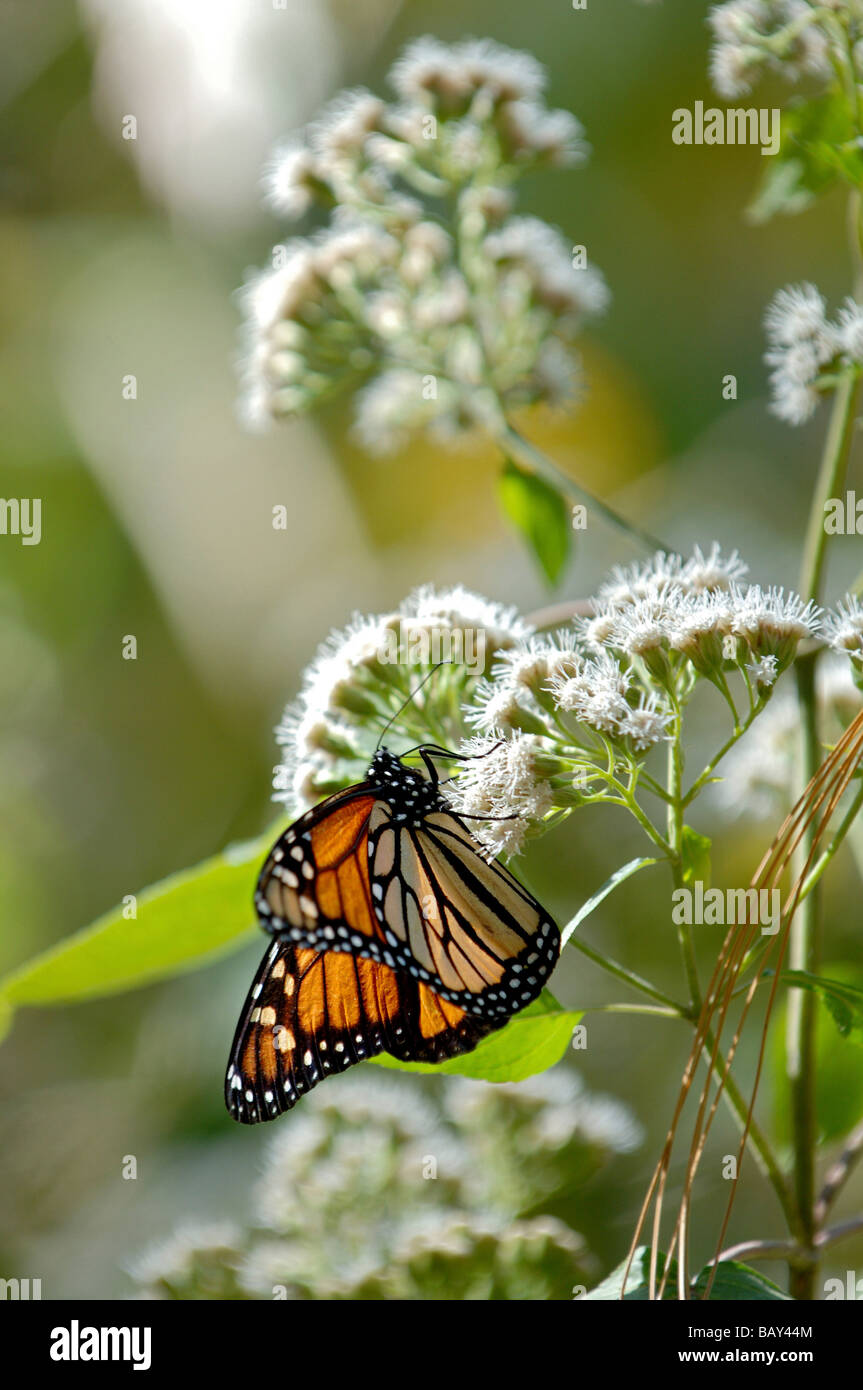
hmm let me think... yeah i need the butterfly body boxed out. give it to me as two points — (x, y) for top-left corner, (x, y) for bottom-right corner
(227, 743), (560, 1123)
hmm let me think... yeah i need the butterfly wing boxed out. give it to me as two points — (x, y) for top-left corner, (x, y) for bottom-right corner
(367, 807), (560, 1020)
(254, 782), (559, 1021)
(225, 939), (496, 1124)
(254, 786), (390, 955)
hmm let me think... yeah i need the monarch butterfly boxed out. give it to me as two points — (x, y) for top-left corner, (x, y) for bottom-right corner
(226, 742), (560, 1123)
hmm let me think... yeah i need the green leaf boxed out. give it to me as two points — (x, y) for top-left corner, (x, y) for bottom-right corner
(681, 825), (711, 887)
(747, 92), (863, 224)
(0, 827), (280, 1025)
(498, 457), (571, 586)
(772, 963), (863, 1143)
(692, 1261), (792, 1302)
(561, 857), (657, 948)
(583, 1249), (791, 1301)
(782, 969), (863, 1047)
(372, 989), (581, 1082)
(582, 1246), (677, 1300)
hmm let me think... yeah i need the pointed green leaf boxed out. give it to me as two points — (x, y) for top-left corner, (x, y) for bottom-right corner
(782, 969), (863, 1047)
(583, 1249), (791, 1300)
(747, 92), (863, 224)
(0, 827), (280, 1022)
(692, 1261), (792, 1301)
(681, 825), (711, 887)
(498, 457), (571, 586)
(581, 1246), (677, 1300)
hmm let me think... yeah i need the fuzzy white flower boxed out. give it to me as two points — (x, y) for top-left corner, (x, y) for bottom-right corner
(621, 693), (674, 751)
(309, 88), (385, 158)
(464, 680), (532, 734)
(127, 1221), (241, 1287)
(546, 650), (632, 735)
(484, 217), (610, 318)
(389, 36), (546, 107)
(835, 298), (863, 363)
(444, 732), (554, 857)
(264, 140), (321, 219)
(764, 283), (839, 424)
(352, 368), (450, 453)
(596, 552), (685, 606)
(765, 283), (832, 348)
(681, 542), (748, 592)
(709, 1), (832, 100)
(501, 632), (584, 685)
(745, 653), (779, 687)
(404, 585), (533, 651)
(731, 584), (821, 648)
(500, 101), (588, 166)
(604, 594), (678, 658)
(822, 594), (863, 660)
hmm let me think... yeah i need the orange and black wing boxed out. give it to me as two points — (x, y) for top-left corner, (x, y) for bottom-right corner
(366, 807), (561, 1021)
(254, 786), (393, 957)
(225, 939), (496, 1124)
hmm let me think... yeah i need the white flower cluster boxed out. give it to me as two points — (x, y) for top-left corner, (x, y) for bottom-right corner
(445, 545), (820, 856)
(708, 1), (832, 100)
(129, 1069), (640, 1300)
(272, 584), (532, 812)
(239, 37), (607, 451)
(764, 284), (863, 425)
(269, 551), (820, 857)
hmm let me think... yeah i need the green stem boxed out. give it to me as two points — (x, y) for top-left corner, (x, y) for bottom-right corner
(798, 370), (860, 605)
(667, 725), (702, 1014)
(580, 1002), (684, 1020)
(786, 362), (860, 1296)
(797, 777), (863, 903)
(787, 652), (822, 1298)
(682, 704), (761, 807)
(496, 420), (668, 553)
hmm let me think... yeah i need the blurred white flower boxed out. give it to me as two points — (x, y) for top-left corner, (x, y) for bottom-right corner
(238, 37), (607, 448)
(708, 1), (832, 100)
(764, 283), (841, 425)
(388, 36), (546, 107)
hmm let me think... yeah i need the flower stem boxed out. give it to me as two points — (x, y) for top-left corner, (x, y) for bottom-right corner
(496, 420), (669, 553)
(667, 724), (702, 1015)
(788, 348), (861, 1298)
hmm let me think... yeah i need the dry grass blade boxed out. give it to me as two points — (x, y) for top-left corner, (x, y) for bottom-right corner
(623, 708), (863, 1300)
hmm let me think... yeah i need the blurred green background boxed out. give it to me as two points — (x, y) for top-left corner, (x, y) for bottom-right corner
(2, 0), (862, 1298)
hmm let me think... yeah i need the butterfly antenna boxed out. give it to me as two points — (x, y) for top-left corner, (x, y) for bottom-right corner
(375, 662), (451, 752)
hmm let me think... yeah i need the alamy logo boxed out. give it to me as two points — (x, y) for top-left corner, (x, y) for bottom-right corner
(0, 1277), (41, 1299)
(672, 101), (780, 157)
(672, 881), (780, 935)
(0, 498), (41, 545)
(50, 1321), (152, 1371)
